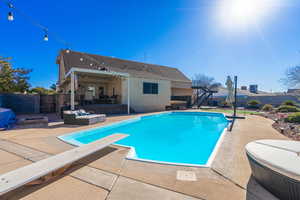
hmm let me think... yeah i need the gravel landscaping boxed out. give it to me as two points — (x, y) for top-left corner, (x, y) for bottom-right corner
(262, 112), (300, 141)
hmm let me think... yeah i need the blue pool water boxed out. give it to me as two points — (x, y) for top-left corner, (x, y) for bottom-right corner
(59, 112), (229, 166)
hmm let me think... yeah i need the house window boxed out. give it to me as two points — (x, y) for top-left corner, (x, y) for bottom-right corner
(143, 82), (158, 94)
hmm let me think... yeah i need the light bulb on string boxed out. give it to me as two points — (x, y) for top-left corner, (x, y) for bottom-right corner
(7, 2), (14, 21)
(44, 34), (49, 41)
(43, 29), (49, 41)
(8, 12), (14, 21)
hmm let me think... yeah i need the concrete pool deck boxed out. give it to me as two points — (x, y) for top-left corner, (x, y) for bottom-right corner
(0, 111), (287, 200)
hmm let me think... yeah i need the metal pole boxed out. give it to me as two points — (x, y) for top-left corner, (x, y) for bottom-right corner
(233, 76), (237, 117)
(70, 71), (75, 111)
(127, 76), (130, 115)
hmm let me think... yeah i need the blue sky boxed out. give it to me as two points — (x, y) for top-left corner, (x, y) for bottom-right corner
(0, 0), (300, 92)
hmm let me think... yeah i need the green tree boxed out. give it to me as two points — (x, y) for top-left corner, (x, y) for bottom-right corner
(0, 57), (31, 93)
(30, 87), (54, 95)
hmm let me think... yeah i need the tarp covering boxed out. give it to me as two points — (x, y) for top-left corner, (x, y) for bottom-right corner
(0, 108), (16, 129)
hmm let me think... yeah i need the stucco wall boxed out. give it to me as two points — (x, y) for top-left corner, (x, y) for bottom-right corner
(171, 81), (192, 88)
(60, 75), (122, 96)
(171, 88), (192, 96)
(122, 77), (171, 112)
(58, 56), (66, 84)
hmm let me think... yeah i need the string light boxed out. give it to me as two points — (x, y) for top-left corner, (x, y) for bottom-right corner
(8, 11), (13, 21)
(2, 0), (114, 72)
(43, 30), (49, 41)
(7, 2), (14, 21)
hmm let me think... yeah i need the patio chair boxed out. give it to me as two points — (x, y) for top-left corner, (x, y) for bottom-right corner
(246, 140), (300, 200)
(0, 134), (128, 196)
(63, 110), (106, 125)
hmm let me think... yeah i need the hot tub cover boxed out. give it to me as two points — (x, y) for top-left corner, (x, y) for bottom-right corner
(246, 139), (300, 181)
(0, 108), (16, 129)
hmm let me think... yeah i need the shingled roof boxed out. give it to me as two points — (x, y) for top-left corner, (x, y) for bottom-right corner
(58, 50), (191, 82)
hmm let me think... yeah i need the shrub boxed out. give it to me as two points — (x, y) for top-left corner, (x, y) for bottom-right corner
(285, 112), (300, 123)
(261, 104), (273, 112)
(247, 100), (261, 109)
(219, 101), (232, 107)
(277, 105), (299, 113)
(282, 100), (296, 107)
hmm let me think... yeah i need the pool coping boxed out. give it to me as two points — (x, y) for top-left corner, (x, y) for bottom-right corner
(57, 111), (230, 168)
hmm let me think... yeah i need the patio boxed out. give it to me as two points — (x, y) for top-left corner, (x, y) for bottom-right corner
(0, 111), (287, 200)
(58, 67), (131, 114)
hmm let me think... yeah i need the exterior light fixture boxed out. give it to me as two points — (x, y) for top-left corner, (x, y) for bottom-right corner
(80, 58), (83, 62)
(66, 49), (70, 53)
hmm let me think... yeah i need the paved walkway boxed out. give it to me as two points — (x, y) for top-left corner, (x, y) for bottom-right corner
(0, 112), (287, 200)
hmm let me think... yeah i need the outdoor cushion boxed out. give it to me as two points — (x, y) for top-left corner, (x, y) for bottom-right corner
(77, 114), (105, 119)
(63, 110), (106, 125)
(63, 110), (75, 115)
(78, 109), (89, 115)
(246, 140), (300, 181)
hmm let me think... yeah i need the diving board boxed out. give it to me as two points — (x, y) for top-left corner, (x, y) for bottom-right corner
(0, 133), (128, 195)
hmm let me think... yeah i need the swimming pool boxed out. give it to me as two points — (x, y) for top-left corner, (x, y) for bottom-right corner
(59, 112), (229, 167)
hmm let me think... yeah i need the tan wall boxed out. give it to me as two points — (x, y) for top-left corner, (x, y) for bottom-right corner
(121, 77), (171, 112)
(60, 75), (123, 103)
(171, 88), (192, 96)
(76, 77), (122, 97)
(58, 57), (66, 84)
(171, 81), (192, 89)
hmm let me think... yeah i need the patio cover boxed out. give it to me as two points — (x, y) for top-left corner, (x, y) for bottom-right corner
(65, 67), (131, 114)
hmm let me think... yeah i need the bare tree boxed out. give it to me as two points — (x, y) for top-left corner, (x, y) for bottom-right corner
(192, 74), (221, 91)
(281, 66), (300, 88)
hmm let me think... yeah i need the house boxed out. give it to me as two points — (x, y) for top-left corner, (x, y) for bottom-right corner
(287, 89), (300, 94)
(56, 50), (192, 113)
(212, 87), (300, 107)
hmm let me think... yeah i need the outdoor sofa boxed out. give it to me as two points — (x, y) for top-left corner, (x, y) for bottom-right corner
(246, 140), (300, 200)
(63, 109), (106, 125)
